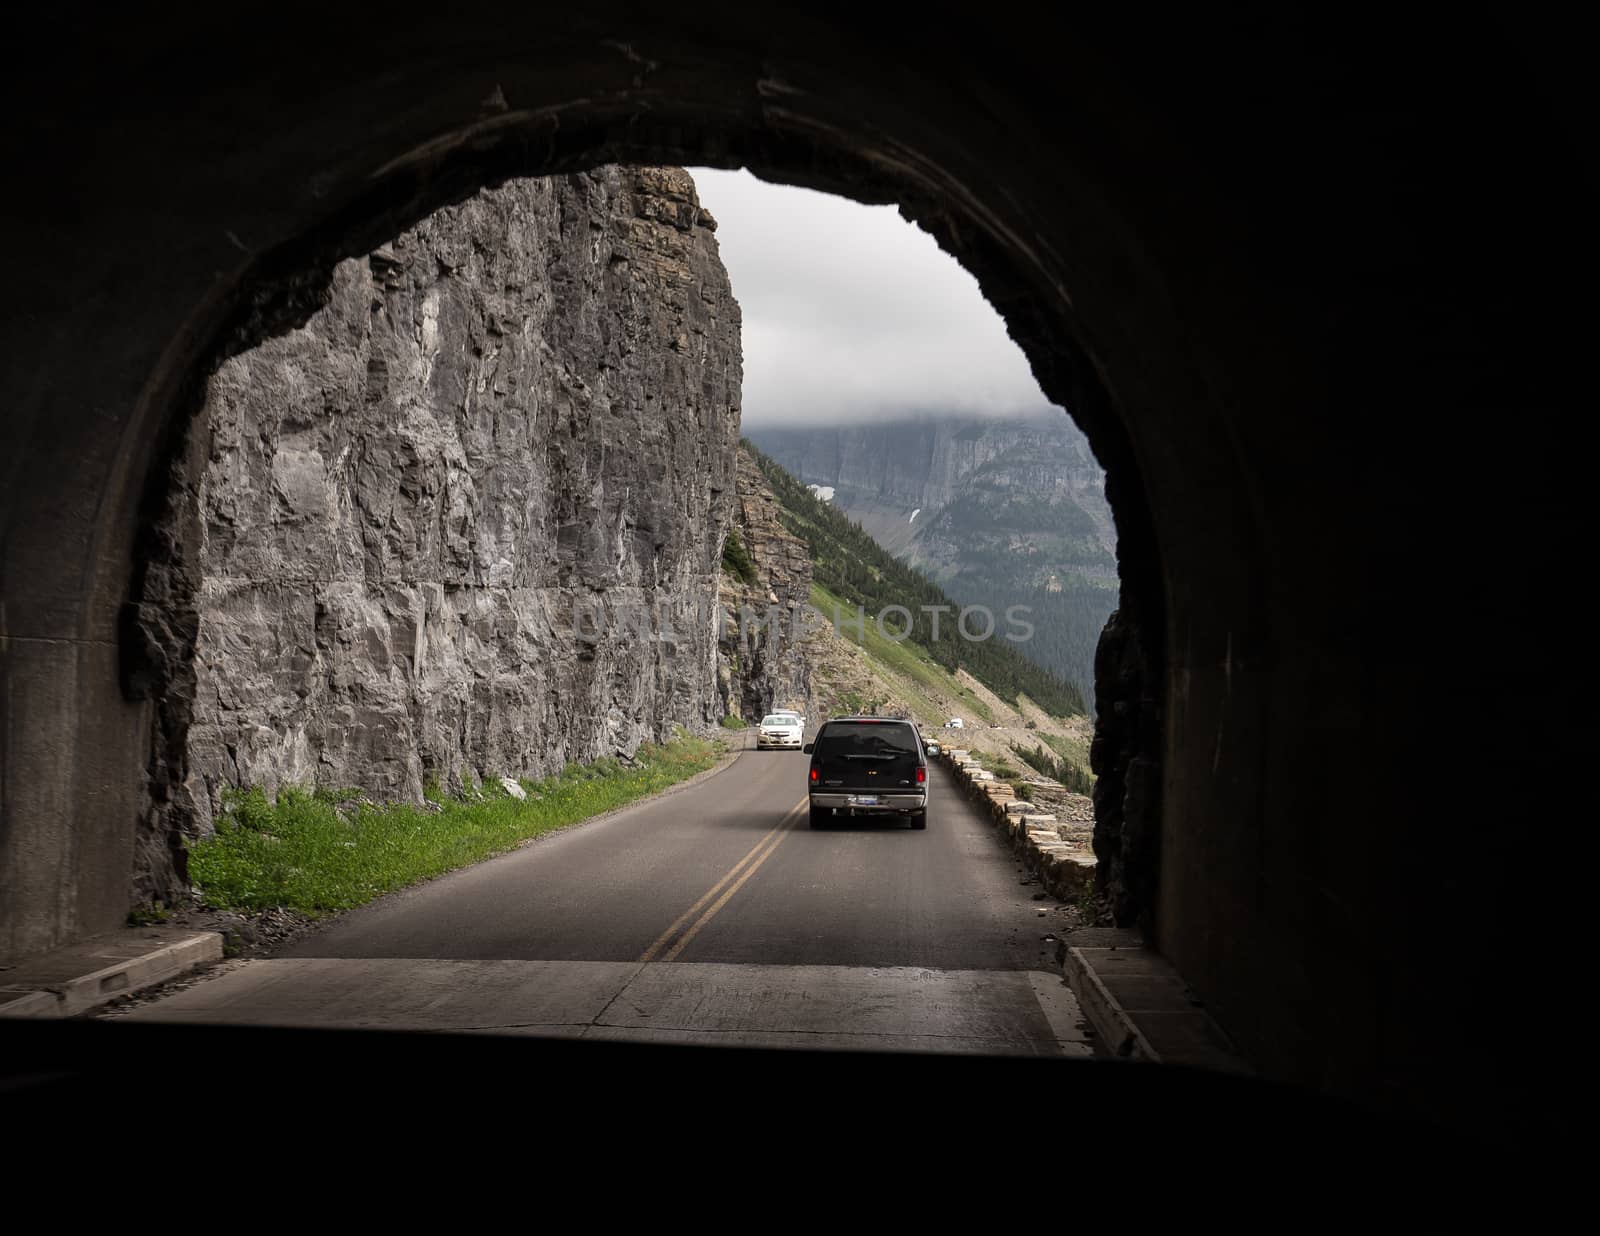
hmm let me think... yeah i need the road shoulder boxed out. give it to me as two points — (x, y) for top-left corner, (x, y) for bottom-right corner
(55, 731), (753, 1019)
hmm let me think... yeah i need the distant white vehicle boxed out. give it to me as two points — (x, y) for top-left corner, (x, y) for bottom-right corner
(946, 717), (965, 729)
(757, 713), (805, 751)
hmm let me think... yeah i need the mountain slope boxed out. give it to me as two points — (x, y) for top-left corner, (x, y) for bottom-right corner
(744, 440), (1086, 718)
(720, 444), (1094, 784)
(748, 414), (1116, 700)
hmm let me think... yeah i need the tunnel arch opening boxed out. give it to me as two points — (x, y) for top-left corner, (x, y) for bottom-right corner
(120, 105), (1177, 940)
(2, 5), (1583, 1147)
(29, 10), (1525, 1124)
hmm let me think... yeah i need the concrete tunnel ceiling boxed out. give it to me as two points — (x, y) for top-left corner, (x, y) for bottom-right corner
(0, 8), (1586, 1138)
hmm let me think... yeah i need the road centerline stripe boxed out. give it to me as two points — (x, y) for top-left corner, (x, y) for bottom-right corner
(660, 818), (796, 961)
(636, 797), (806, 963)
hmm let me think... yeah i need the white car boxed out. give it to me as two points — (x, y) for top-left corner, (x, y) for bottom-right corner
(946, 717), (965, 729)
(757, 713), (805, 750)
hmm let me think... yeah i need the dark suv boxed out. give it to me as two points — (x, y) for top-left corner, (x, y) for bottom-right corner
(804, 717), (928, 830)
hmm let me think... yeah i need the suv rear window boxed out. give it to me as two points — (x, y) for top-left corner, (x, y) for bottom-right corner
(815, 722), (920, 757)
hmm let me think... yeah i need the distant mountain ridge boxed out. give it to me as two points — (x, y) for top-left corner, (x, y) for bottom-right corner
(747, 413), (1117, 702)
(750, 412), (1112, 556)
(743, 441), (1087, 719)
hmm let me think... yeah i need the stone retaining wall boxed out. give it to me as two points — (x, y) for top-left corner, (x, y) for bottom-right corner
(939, 748), (1097, 898)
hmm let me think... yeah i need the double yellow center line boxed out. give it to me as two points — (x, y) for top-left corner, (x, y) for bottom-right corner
(637, 796), (807, 963)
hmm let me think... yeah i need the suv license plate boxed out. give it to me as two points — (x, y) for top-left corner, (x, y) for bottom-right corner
(853, 795), (879, 805)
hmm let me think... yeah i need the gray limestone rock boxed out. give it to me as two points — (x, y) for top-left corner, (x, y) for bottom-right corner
(717, 448), (816, 722)
(134, 167), (741, 897)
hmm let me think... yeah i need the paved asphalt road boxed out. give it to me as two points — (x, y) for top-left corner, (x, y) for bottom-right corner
(124, 736), (1094, 1055)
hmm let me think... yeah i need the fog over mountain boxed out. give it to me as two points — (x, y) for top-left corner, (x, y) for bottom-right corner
(690, 168), (1058, 427)
(695, 169), (1117, 702)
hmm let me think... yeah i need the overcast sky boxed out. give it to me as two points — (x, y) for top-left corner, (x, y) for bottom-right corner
(689, 168), (1061, 428)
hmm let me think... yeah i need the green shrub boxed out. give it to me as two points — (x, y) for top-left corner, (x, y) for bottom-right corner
(721, 527), (759, 585)
(1010, 740), (1094, 794)
(127, 901), (170, 926)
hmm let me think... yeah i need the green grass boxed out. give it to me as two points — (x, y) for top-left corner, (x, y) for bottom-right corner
(967, 749), (1011, 776)
(1039, 731), (1093, 773)
(189, 735), (724, 916)
(719, 714), (748, 729)
(1011, 739), (1095, 794)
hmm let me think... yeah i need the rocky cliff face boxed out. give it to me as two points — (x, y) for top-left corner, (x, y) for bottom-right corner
(133, 167), (740, 896)
(749, 414), (1114, 566)
(717, 447), (814, 720)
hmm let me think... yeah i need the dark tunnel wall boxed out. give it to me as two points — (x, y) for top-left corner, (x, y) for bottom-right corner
(0, 8), (1587, 1133)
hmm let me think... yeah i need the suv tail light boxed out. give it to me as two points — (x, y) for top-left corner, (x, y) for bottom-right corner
(810, 767), (818, 783)
(916, 766), (926, 784)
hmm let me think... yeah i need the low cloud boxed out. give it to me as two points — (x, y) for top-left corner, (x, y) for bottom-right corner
(690, 168), (1061, 427)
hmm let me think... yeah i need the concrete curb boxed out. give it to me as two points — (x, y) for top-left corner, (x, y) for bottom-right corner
(1060, 942), (1160, 1060)
(1059, 941), (1251, 1073)
(0, 932), (224, 1019)
(935, 748), (1249, 1074)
